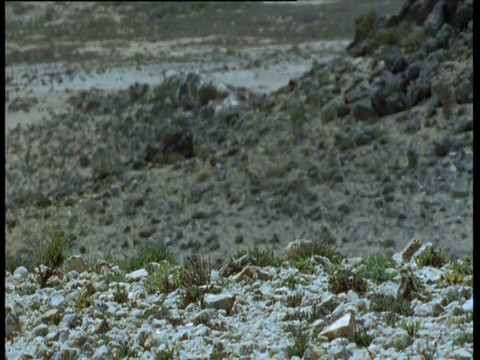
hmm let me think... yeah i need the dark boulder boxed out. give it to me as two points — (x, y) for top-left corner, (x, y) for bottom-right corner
(162, 130), (195, 159)
(352, 99), (378, 120)
(405, 61), (423, 81)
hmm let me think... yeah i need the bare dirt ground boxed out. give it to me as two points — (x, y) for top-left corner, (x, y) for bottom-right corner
(8, 1), (472, 270)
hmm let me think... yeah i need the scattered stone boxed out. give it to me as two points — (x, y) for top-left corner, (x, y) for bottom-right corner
(319, 312), (355, 341)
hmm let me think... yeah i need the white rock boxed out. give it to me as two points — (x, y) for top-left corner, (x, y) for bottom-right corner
(462, 298), (473, 313)
(202, 293), (236, 314)
(14, 266), (29, 281)
(385, 329), (413, 351)
(125, 269), (149, 282)
(447, 349), (473, 360)
(319, 312), (355, 341)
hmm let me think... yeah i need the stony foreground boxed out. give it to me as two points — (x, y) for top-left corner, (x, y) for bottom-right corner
(5, 239), (473, 360)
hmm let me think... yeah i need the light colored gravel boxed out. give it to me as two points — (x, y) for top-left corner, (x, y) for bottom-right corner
(5, 239), (473, 359)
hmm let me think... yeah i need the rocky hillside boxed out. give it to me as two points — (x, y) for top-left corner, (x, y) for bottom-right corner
(5, 0), (472, 271)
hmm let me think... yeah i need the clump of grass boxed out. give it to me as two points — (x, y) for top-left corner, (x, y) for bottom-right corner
(233, 247), (283, 268)
(284, 325), (310, 358)
(448, 256), (473, 276)
(209, 341), (230, 360)
(284, 239), (343, 265)
(292, 258), (317, 274)
(75, 292), (93, 310)
(361, 253), (395, 284)
(414, 246), (448, 268)
(399, 319), (420, 337)
(155, 345), (176, 360)
(321, 102), (338, 123)
(179, 255), (211, 287)
(370, 28), (399, 50)
(433, 83), (455, 119)
(113, 283), (129, 304)
(113, 340), (136, 360)
(36, 231), (69, 288)
(328, 266), (367, 295)
(144, 262), (182, 295)
(180, 285), (203, 308)
(286, 292), (304, 308)
(105, 272), (125, 285)
(369, 293), (413, 325)
(355, 327), (374, 356)
(121, 238), (177, 272)
(353, 10), (379, 44)
(442, 256), (473, 286)
(281, 273), (305, 290)
(400, 27), (426, 48)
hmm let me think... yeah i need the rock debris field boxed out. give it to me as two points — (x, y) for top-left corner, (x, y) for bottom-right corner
(5, 1), (473, 359)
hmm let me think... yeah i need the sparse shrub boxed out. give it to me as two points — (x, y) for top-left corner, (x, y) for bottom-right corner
(399, 319), (420, 337)
(321, 102), (338, 123)
(145, 263), (181, 295)
(369, 293), (413, 318)
(362, 253), (395, 284)
(90, 147), (117, 180)
(355, 327), (374, 349)
(35, 231), (69, 288)
(433, 83), (455, 119)
(414, 246), (448, 268)
(292, 258), (317, 274)
(233, 247), (283, 268)
(180, 285), (202, 308)
(284, 325), (310, 358)
(284, 239), (343, 265)
(155, 345), (175, 360)
(281, 274), (304, 290)
(113, 283), (129, 304)
(122, 238), (177, 272)
(75, 292), (93, 310)
(400, 28), (426, 48)
(105, 272), (125, 285)
(328, 266), (367, 295)
(286, 292), (303, 308)
(180, 255), (212, 287)
(370, 28), (399, 49)
(353, 10), (379, 44)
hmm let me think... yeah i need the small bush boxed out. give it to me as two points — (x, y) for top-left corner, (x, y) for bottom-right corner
(286, 292), (303, 308)
(284, 326), (309, 358)
(113, 283), (129, 304)
(180, 285), (202, 308)
(414, 246), (448, 268)
(370, 294), (413, 317)
(353, 10), (379, 43)
(233, 247), (283, 268)
(370, 28), (398, 50)
(362, 253), (395, 284)
(400, 28), (426, 48)
(34, 231), (69, 288)
(399, 319), (420, 337)
(180, 255), (211, 287)
(145, 263), (181, 295)
(284, 239), (343, 264)
(321, 103), (338, 123)
(122, 238), (177, 272)
(76, 292), (93, 310)
(328, 267), (367, 295)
